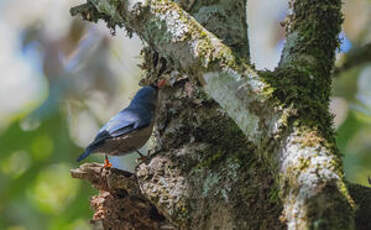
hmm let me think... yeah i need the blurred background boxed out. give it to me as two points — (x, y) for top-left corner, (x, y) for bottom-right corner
(0, 0), (370, 229)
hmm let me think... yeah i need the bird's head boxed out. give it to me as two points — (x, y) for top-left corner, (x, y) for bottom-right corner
(130, 80), (166, 109)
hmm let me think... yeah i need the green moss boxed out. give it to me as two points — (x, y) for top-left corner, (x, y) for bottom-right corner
(264, 0), (343, 156)
(337, 181), (356, 209)
(174, 200), (190, 225)
(195, 150), (224, 169)
(260, 67), (339, 157)
(285, 0), (343, 72)
(90, 0), (121, 21)
(70, 0), (125, 34)
(268, 186), (280, 203)
(283, 156), (311, 185)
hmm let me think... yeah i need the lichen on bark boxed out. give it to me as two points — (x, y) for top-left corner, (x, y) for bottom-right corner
(69, 0), (371, 229)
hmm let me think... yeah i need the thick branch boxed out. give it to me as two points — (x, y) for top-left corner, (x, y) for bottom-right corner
(70, 163), (175, 229)
(189, 0), (250, 60)
(71, 163), (371, 229)
(268, 1), (358, 228)
(277, 127), (355, 229)
(280, 0), (343, 76)
(70, 0), (285, 148)
(69, 1), (371, 229)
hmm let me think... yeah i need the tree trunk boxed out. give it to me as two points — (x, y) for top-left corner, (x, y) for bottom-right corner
(70, 0), (371, 229)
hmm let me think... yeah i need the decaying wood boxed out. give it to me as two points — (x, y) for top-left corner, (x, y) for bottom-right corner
(71, 163), (175, 230)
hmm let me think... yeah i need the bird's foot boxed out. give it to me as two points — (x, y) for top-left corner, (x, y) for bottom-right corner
(104, 155), (112, 168)
(135, 150), (149, 164)
(136, 156), (147, 164)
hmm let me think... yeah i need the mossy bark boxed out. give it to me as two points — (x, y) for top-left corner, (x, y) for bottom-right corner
(70, 0), (371, 229)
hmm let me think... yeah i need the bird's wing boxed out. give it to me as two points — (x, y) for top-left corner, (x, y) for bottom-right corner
(90, 108), (152, 145)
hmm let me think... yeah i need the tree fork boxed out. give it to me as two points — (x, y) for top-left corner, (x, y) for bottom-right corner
(70, 0), (371, 229)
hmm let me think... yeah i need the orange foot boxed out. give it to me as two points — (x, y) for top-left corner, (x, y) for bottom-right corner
(104, 155), (112, 168)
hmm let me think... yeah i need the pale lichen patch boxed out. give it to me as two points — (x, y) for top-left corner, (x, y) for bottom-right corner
(203, 71), (262, 144)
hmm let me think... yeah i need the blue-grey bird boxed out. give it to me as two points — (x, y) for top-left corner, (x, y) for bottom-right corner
(77, 82), (163, 167)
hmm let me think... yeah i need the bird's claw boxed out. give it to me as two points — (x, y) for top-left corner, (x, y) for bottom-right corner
(136, 155), (149, 164)
(104, 162), (112, 168)
(104, 155), (112, 168)
(135, 149), (150, 164)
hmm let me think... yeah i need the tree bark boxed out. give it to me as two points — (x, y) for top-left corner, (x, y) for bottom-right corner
(70, 0), (371, 229)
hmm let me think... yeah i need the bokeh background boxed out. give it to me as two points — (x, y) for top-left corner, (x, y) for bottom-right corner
(0, 0), (370, 229)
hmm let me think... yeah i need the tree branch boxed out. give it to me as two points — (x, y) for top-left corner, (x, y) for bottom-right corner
(69, 0), (371, 229)
(279, 0), (343, 76)
(70, 0), (287, 148)
(348, 183), (371, 230)
(71, 163), (371, 229)
(188, 0), (250, 60)
(70, 163), (175, 229)
(334, 42), (371, 75)
(277, 127), (355, 229)
(269, 0), (359, 229)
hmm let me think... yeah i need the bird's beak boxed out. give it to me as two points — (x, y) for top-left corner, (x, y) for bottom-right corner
(157, 79), (166, 88)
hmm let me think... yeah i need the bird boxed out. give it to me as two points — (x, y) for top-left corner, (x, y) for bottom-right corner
(77, 80), (165, 167)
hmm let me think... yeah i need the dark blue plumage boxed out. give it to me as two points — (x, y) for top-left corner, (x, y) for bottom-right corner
(77, 85), (159, 162)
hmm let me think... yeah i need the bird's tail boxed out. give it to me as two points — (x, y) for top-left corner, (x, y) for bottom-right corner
(76, 145), (95, 162)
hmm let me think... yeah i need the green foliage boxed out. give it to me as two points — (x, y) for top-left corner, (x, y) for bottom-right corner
(0, 110), (95, 230)
(337, 112), (371, 186)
